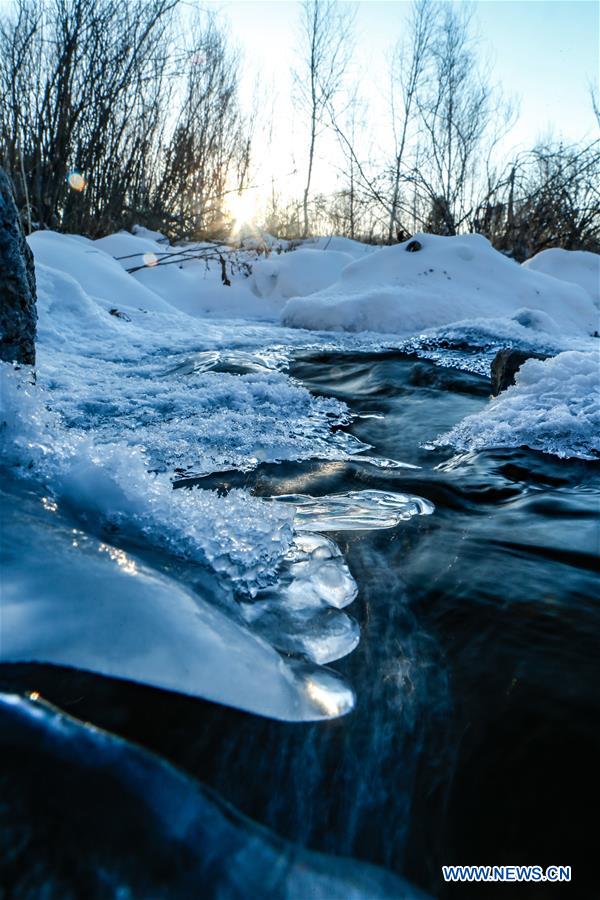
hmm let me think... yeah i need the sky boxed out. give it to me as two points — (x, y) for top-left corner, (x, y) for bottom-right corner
(202, 0), (599, 213)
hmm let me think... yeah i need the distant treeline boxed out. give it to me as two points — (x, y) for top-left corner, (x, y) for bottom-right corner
(1, 0), (598, 259)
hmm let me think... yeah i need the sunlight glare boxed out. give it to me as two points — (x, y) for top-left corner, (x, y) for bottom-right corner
(227, 190), (259, 234)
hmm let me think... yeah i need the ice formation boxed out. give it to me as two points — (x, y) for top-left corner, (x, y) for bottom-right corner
(274, 489), (435, 531)
(241, 532), (360, 665)
(1, 483), (355, 721)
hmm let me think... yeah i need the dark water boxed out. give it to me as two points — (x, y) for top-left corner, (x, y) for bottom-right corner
(2, 352), (599, 898)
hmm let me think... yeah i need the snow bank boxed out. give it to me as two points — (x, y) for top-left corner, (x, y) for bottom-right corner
(28, 231), (173, 313)
(303, 235), (377, 257)
(250, 247), (353, 300)
(95, 229), (286, 319)
(131, 222), (168, 243)
(435, 350), (600, 460)
(281, 233), (597, 339)
(523, 248), (600, 308)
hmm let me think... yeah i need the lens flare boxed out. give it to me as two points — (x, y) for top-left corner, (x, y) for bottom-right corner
(143, 252), (159, 268)
(67, 171), (86, 192)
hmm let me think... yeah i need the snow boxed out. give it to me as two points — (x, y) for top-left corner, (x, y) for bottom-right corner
(28, 231), (174, 314)
(281, 233), (598, 340)
(131, 222), (169, 243)
(523, 248), (600, 309)
(250, 247), (354, 301)
(0, 363), (296, 592)
(23, 234), (376, 481)
(96, 231), (275, 319)
(435, 350), (600, 460)
(302, 235), (378, 257)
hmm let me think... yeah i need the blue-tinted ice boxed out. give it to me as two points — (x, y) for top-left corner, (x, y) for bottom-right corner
(275, 489), (435, 531)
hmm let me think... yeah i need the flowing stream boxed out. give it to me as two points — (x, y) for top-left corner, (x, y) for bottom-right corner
(2, 350), (598, 898)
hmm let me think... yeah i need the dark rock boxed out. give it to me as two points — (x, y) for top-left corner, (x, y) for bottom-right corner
(491, 348), (549, 396)
(0, 168), (37, 366)
(406, 239), (422, 253)
(109, 307), (131, 321)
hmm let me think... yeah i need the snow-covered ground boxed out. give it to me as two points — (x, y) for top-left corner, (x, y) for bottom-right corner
(2, 227), (598, 719)
(280, 232), (598, 338)
(523, 247), (600, 309)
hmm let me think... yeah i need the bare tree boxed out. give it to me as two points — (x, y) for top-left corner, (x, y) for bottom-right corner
(294, 0), (353, 237)
(0, 0), (178, 235)
(411, 2), (496, 234)
(474, 140), (600, 260)
(0, 0), (251, 240)
(590, 82), (600, 129)
(156, 13), (251, 240)
(386, 0), (435, 241)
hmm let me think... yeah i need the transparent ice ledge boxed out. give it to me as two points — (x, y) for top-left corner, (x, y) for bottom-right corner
(1, 486), (354, 722)
(273, 489), (435, 531)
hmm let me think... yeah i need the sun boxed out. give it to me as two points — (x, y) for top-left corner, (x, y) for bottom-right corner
(226, 189), (260, 235)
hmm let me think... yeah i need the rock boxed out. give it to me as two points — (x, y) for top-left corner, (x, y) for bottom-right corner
(490, 348), (549, 396)
(0, 169), (37, 366)
(109, 307), (131, 321)
(405, 239), (422, 253)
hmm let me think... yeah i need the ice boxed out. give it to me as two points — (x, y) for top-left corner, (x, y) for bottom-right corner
(292, 663), (356, 718)
(241, 531), (360, 665)
(275, 489), (435, 531)
(163, 348), (285, 376)
(435, 350), (600, 460)
(242, 602), (360, 664)
(281, 233), (597, 340)
(0, 483), (353, 721)
(0, 363), (295, 593)
(282, 532), (359, 609)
